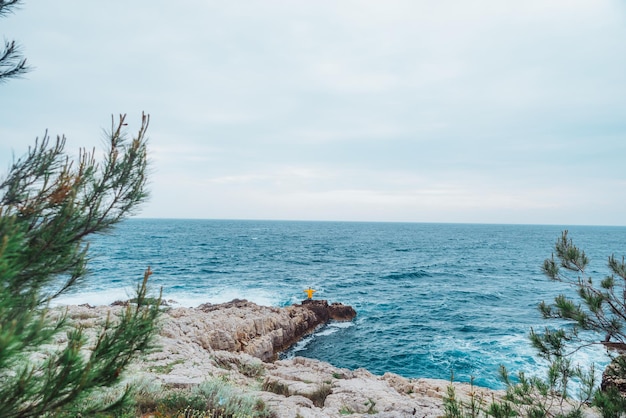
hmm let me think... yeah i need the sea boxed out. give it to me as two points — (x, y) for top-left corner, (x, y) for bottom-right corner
(54, 219), (626, 390)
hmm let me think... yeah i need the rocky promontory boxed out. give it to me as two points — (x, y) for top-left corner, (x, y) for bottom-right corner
(161, 298), (356, 362)
(56, 299), (498, 417)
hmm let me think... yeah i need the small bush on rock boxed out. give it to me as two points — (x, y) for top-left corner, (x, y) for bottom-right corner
(262, 379), (290, 397)
(0, 95), (161, 416)
(305, 383), (333, 408)
(140, 378), (274, 418)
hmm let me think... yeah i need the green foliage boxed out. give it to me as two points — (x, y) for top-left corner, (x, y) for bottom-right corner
(364, 397), (378, 414)
(260, 378), (331, 409)
(538, 231), (626, 416)
(212, 354), (265, 378)
(445, 230), (626, 418)
(443, 377), (491, 418)
(339, 405), (355, 415)
(485, 399), (517, 418)
(593, 386), (626, 418)
(0, 0), (30, 82)
(443, 384), (466, 418)
(498, 364), (591, 418)
(0, 115), (162, 417)
(137, 379), (274, 418)
(151, 358), (187, 374)
(237, 359), (265, 378)
(306, 383), (332, 408)
(261, 379), (290, 397)
(540, 231), (626, 343)
(444, 365), (589, 418)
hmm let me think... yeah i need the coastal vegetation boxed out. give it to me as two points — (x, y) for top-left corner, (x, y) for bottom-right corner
(0, 1), (170, 415)
(3, 1), (625, 416)
(129, 378), (274, 418)
(0, 0), (29, 82)
(0, 112), (163, 415)
(444, 231), (626, 418)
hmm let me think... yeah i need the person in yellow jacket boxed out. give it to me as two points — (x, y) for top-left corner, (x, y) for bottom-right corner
(304, 287), (316, 299)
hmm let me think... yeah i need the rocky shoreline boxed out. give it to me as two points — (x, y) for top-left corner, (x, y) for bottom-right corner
(56, 299), (500, 417)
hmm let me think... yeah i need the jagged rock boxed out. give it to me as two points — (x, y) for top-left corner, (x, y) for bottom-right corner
(298, 299), (357, 322)
(328, 302), (357, 320)
(601, 354), (626, 393)
(154, 299), (355, 362)
(261, 357), (452, 417)
(53, 300), (521, 418)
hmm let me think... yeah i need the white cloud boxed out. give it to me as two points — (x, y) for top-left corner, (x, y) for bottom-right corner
(1, 0), (625, 225)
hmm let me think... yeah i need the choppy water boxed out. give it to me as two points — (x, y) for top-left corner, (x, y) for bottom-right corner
(56, 219), (626, 389)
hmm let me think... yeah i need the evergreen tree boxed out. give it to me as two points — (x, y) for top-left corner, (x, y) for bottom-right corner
(0, 114), (162, 417)
(1, 3), (161, 415)
(538, 231), (626, 416)
(540, 230), (626, 346)
(444, 232), (626, 418)
(0, 0), (30, 82)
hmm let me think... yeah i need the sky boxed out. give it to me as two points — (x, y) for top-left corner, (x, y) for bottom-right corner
(1, 1), (625, 225)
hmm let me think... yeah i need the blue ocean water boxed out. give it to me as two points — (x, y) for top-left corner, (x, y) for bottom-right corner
(58, 220), (626, 389)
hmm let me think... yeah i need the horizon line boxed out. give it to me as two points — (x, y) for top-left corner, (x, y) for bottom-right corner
(129, 217), (626, 228)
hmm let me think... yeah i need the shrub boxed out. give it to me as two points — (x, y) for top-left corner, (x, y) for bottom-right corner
(147, 379), (274, 418)
(0, 115), (161, 417)
(444, 231), (626, 418)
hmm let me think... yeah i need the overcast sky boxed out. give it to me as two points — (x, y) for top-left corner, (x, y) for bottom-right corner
(1, 1), (625, 225)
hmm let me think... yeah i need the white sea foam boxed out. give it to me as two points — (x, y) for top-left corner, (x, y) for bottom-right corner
(315, 321), (355, 337)
(280, 320), (355, 359)
(51, 287), (136, 307)
(329, 321), (354, 329)
(429, 330), (611, 392)
(281, 334), (315, 359)
(51, 286), (283, 309)
(164, 288), (282, 308)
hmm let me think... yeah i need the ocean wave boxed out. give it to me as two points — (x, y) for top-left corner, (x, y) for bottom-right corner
(51, 287), (137, 307)
(280, 321), (356, 359)
(382, 270), (431, 280)
(74, 220), (626, 390)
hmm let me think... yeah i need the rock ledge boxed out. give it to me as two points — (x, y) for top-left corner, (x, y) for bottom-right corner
(57, 299), (503, 417)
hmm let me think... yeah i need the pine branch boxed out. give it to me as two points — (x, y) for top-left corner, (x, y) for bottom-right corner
(0, 40), (30, 82)
(0, 114), (161, 416)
